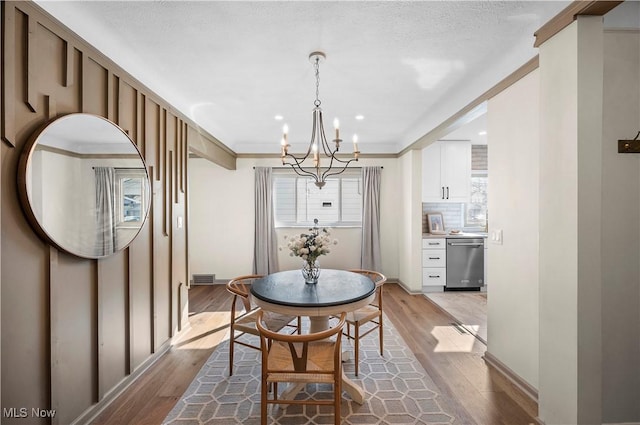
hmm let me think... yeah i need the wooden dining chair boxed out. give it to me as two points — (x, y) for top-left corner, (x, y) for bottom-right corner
(343, 269), (387, 376)
(256, 310), (347, 425)
(226, 275), (301, 376)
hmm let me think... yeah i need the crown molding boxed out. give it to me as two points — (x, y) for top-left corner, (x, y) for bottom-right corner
(533, 1), (623, 48)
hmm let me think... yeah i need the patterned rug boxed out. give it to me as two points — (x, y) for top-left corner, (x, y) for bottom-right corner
(163, 314), (457, 424)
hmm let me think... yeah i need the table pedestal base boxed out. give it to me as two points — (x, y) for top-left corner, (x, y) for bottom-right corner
(308, 316), (329, 334)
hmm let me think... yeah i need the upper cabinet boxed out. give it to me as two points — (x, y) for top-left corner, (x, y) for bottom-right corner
(422, 141), (471, 202)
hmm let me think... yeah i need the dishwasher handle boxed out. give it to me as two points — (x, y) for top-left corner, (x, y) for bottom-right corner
(448, 242), (484, 247)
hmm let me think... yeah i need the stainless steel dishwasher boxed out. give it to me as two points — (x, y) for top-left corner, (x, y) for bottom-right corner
(446, 238), (484, 289)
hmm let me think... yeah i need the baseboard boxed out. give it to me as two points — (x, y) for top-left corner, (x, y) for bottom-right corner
(392, 278), (423, 295)
(483, 351), (539, 420)
(422, 285), (444, 293)
(70, 338), (173, 425)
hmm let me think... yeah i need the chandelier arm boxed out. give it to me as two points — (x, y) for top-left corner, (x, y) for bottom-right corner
(283, 148), (312, 163)
(282, 154), (316, 176)
(317, 110), (335, 157)
(310, 108), (320, 156)
(324, 154), (355, 165)
(283, 162), (322, 184)
(321, 157), (360, 180)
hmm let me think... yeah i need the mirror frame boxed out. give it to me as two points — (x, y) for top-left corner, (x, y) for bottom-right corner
(17, 113), (152, 259)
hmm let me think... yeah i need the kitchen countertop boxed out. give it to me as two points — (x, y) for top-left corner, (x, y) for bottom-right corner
(423, 232), (487, 239)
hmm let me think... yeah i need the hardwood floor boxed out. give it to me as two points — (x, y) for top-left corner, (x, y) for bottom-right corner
(91, 283), (536, 425)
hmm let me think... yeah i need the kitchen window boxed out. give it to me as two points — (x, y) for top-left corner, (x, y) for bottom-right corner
(273, 171), (362, 227)
(463, 171), (487, 228)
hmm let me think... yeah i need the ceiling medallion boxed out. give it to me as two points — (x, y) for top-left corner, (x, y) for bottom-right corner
(280, 51), (360, 189)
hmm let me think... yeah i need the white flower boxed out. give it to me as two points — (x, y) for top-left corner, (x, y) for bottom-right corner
(283, 221), (338, 263)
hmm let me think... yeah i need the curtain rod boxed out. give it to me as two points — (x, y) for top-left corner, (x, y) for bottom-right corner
(92, 167), (145, 170)
(253, 166), (383, 169)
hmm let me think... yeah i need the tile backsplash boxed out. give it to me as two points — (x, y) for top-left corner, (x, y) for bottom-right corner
(422, 202), (488, 233)
(422, 203), (464, 232)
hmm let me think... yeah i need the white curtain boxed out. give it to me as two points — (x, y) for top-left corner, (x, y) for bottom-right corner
(253, 167), (279, 274)
(361, 166), (382, 271)
(95, 167), (117, 256)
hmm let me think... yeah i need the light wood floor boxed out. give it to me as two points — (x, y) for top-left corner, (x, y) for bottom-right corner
(91, 283), (536, 425)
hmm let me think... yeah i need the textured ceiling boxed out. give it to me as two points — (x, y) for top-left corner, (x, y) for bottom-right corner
(36, 1), (574, 154)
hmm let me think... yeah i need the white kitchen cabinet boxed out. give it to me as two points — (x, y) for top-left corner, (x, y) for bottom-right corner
(422, 238), (446, 292)
(422, 141), (471, 203)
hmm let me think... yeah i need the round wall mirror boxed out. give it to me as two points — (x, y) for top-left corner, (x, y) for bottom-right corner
(18, 113), (151, 259)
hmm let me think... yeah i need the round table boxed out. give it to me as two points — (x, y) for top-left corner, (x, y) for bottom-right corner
(250, 269), (376, 404)
(251, 269), (375, 333)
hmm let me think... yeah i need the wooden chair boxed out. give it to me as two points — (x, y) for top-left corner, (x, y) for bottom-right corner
(343, 269), (387, 376)
(226, 275), (301, 376)
(256, 310), (347, 425)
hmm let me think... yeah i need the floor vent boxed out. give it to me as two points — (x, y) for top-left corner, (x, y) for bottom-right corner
(192, 274), (216, 285)
(451, 323), (469, 335)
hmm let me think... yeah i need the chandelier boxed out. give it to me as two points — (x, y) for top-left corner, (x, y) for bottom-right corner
(280, 51), (360, 189)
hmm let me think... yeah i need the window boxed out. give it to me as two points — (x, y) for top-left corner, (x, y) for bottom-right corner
(464, 171), (487, 228)
(273, 171), (362, 227)
(115, 169), (147, 228)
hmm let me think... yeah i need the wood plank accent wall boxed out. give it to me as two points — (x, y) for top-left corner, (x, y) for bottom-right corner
(0, 2), (234, 424)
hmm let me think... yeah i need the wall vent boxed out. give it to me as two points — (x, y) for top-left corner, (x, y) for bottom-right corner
(192, 274), (216, 285)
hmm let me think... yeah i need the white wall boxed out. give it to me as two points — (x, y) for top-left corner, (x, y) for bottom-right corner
(188, 156), (400, 280)
(601, 29), (640, 423)
(486, 69), (540, 388)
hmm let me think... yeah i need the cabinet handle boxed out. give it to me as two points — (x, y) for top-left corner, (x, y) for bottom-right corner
(446, 186), (450, 199)
(428, 242), (439, 245)
(429, 275), (441, 278)
(428, 257), (440, 260)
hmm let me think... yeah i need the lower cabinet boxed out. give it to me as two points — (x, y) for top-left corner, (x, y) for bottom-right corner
(422, 238), (446, 292)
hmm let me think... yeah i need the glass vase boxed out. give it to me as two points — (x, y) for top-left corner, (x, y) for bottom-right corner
(301, 260), (320, 284)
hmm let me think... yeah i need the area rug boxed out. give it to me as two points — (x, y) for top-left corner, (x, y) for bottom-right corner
(163, 314), (457, 424)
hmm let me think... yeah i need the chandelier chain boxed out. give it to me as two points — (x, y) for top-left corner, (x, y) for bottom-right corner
(314, 57), (321, 107)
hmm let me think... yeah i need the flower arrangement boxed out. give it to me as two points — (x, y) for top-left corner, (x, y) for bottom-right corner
(284, 219), (337, 265)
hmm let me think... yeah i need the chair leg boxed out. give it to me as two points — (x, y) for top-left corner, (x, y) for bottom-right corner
(229, 329), (234, 376)
(354, 323), (360, 376)
(334, 372), (342, 425)
(379, 316), (384, 356)
(261, 377), (268, 425)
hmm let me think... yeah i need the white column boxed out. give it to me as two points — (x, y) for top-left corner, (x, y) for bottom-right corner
(398, 149), (423, 292)
(538, 16), (603, 425)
